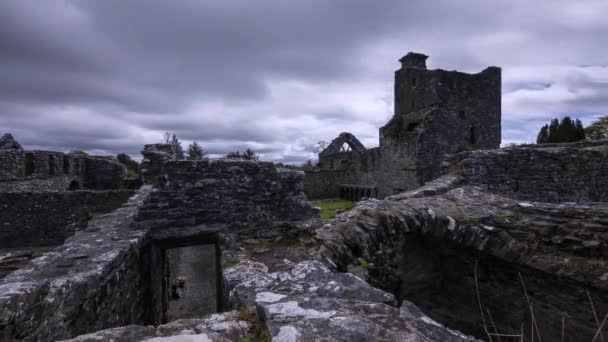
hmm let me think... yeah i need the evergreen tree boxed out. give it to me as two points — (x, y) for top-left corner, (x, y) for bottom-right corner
(187, 141), (207, 160)
(547, 118), (560, 143)
(537, 116), (586, 144)
(574, 119), (586, 141)
(536, 125), (549, 144)
(170, 134), (184, 160)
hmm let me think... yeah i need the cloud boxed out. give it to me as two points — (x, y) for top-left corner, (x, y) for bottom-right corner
(0, 0), (606, 162)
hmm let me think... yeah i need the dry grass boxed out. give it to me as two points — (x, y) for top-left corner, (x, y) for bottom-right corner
(474, 259), (607, 342)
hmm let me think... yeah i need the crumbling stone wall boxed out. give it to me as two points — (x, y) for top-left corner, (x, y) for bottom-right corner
(0, 190), (134, 248)
(0, 188), (155, 342)
(80, 156), (128, 189)
(447, 141), (608, 203)
(317, 178), (608, 341)
(0, 192), (88, 248)
(138, 160), (317, 234)
(140, 143), (176, 184)
(305, 52), (501, 199)
(304, 170), (350, 199)
(0, 134), (128, 192)
(0, 155), (318, 341)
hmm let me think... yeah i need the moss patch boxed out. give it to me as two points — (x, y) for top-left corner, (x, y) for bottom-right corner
(313, 199), (355, 221)
(222, 257), (239, 268)
(357, 257), (369, 269)
(237, 306), (272, 342)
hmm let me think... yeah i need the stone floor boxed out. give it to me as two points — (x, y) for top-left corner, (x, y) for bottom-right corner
(166, 245), (217, 321)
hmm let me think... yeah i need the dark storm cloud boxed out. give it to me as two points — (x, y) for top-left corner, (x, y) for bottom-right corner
(0, 0), (607, 162)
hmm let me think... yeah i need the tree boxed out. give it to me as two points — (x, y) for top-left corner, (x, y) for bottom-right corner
(163, 132), (184, 160)
(536, 125), (549, 144)
(302, 159), (318, 172)
(163, 132), (172, 144)
(187, 141), (207, 160)
(315, 140), (328, 153)
(585, 115), (608, 141)
(536, 116), (586, 144)
(242, 148), (259, 161)
(224, 148), (259, 161)
(116, 153), (139, 177)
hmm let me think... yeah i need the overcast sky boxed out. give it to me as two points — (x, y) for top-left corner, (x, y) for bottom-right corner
(1, 0), (606, 164)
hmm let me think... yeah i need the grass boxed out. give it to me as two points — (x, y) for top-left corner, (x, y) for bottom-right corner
(222, 257), (239, 268)
(127, 169), (139, 178)
(461, 217), (482, 226)
(241, 234), (311, 258)
(237, 306), (272, 342)
(357, 257), (369, 269)
(312, 199), (355, 221)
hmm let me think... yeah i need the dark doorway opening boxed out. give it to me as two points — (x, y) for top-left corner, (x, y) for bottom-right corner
(150, 225), (223, 324)
(48, 156), (55, 176)
(68, 180), (80, 190)
(63, 156), (70, 174)
(165, 245), (217, 321)
(25, 153), (35, 176)
(470, 125), (478, 145)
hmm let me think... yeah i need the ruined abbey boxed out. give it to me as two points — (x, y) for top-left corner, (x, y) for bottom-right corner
(0, 53), (607, 342)
(306, 52), (501, 199)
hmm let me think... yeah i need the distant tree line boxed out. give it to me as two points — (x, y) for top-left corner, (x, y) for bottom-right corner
(536, 115), (608, 144)
(224, 148), (259, 161)
(536, 116), (586, 144)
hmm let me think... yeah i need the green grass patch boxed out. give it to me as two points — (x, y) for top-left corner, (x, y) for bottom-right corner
(460, 217), (482, 226)
(313, 199), (354, 221)
(222, 257), (239, 268)
(320, 211), (336, 220)
(357, 257), (369, 269)
(127, 169), (139, 178)
(237, 306), (271, 342)
(313, 199), (355, 210)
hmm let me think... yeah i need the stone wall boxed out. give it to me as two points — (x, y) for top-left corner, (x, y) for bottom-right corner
(0, 134), (127, 192)
(0, 190), (134, 248)
(0, 151), (127, 192)
(317, 176), (608, 341)
(0, 188), (156, 342)
(0, 192), (88, 248)
(447, 141), (608, 203)
(140, 143), (176, 184)
(304, 170), (348, 199)
(0, 149), (25, 181)
(81, 156), (128, 190)
(137, 160), (317, 234)
(0, 175), (73, 192)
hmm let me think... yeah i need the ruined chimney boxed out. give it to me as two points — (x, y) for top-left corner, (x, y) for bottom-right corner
(399, 52), (428, 70)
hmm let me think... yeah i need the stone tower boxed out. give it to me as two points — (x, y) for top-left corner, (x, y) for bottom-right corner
(378, 52), (502, 193)
(305, 52), (502, 199)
